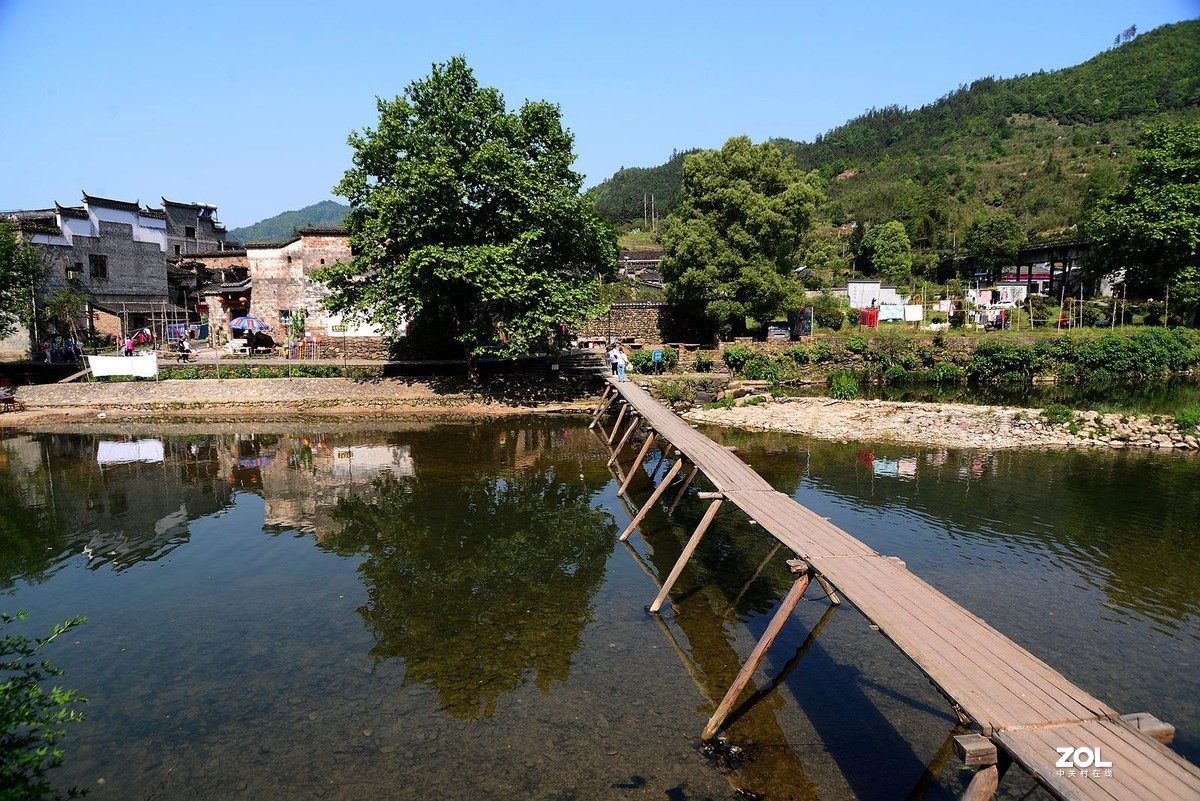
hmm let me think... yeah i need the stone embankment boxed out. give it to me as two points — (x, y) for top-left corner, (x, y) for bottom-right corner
(683, 396), (1200, 451)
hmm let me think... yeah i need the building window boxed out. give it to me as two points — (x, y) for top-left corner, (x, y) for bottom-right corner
(185, 226), (196, 238)
(174, 245), (182, 256)
(279, 309), (292, 326)
(88, 254), (108, 279)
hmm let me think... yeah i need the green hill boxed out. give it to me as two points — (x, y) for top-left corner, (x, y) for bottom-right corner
(588, 20), (1200, 246)
(230, 200), (349, 243)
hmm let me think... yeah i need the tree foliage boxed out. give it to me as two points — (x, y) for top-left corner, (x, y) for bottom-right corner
(316, 57), (617, 373)
(659, 137), (823, 336)
(0, 221), (43, 340)
(1, 612), (88, 800)
(966, 211), (1025, 275)
(1086, 122), (1200, 315)
(39, 289), (91, 342)
(861, 220), (913, 284)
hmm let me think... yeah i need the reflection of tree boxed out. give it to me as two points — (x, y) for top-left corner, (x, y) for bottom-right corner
(324, 462), (615, 719)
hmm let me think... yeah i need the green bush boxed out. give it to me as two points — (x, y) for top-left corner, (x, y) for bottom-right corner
(845, 333), (869, 354)
(786, 345), (810, 364)
(693, 352), (714, 373)
(828, 370), (860, 400)
(926, 362), (966, 384)
(1, 612), (88, 800)
(812, 294), (845, 331)
(883, 365), (908, 384)
(809, 341), (833, 362)
(1175, 407), (1200, 435)
(630, 349), (655, 374)
(721, 344), (754, 372)
(1040, 404), (1076, 426)
(968, 339), (1039, 382)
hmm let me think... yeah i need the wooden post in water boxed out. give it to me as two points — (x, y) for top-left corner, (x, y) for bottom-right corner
(589, 386), (614, 428)
(702, 560), (812, 740)
(619, 457), (685, 541)
(666, 465), (700, 518)
(618, 432), (657, 494)
(608, 402), (629, 444)
(608, 416), (641, 468)
(649, 498), (723, 612)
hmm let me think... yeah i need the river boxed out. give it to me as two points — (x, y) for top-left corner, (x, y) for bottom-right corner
(1, 420), (1196, 800)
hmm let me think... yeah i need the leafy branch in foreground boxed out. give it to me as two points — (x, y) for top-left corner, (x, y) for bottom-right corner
(1, 612), (88, 800)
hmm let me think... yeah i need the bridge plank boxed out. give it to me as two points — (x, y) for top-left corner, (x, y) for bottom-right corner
(602, 376), (1200, 801)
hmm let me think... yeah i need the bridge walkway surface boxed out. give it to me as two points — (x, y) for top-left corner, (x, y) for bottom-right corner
(593, 376), (1200, 801)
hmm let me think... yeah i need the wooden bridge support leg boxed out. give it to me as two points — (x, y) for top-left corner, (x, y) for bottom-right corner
(814, 573), (842, 606)
(958, 765), (998, 801)
(702, 564), (812, 741)
(608, 417), (641, 468)
(665, 465), (700, 518)
(649, 499), (723, 613)
(619, 458), (685, 541)
(607, 402), (629, 445)
(589, 386), (614, 429)
(617, 433), (656, 495)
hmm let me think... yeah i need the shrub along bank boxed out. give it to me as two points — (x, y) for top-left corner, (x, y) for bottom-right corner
(707, 328), (1200, 388)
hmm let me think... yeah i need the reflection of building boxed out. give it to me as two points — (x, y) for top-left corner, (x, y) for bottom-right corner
(260, 438), (415, 536)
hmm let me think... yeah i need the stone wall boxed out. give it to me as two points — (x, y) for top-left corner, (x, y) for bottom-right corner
(247, 229), (359, 338)
(315, 336), (390, 360)
(578, 301), (680, 344)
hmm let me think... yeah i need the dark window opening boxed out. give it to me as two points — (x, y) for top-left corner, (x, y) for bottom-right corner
(174, 245), (181, 256)
(185, 226), (196, 238)
(67, 262), (83, 282)
(279, 309), (292, 326)
(88, 254), (108, 279)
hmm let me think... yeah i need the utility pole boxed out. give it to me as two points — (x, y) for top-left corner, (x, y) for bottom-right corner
(643, 193), (648, 229)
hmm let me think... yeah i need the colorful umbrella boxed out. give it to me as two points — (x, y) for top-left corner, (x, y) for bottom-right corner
(228, 315), (270, 332)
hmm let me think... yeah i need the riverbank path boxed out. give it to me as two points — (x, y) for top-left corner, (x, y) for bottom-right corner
(594, 376), (1200, 801)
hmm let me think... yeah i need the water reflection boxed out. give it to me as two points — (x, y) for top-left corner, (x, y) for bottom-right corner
(319, 428), (616, 719)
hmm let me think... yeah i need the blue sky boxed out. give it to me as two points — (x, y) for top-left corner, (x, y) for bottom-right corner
(1, 0), (1195, 228)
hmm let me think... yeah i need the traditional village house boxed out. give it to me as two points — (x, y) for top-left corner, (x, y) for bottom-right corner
(0, 193), (234, 357)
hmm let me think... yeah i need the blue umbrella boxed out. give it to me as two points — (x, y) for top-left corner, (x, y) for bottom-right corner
(228, 315), (270, 332)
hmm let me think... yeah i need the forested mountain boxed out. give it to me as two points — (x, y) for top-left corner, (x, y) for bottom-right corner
(588, 20), (1200, 246)
(230, 199), (349, 243)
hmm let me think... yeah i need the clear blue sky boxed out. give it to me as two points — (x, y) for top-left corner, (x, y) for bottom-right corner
(1, 0), (1195, 228)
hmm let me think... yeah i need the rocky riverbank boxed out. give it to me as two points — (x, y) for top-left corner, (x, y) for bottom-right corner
(683, 395), (1200, 451)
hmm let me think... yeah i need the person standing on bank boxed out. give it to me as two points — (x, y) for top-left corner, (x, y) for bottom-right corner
(616, 345), (630, 382)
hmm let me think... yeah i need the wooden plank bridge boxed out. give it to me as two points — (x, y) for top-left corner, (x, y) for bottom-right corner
(592, 376), (1200, 801)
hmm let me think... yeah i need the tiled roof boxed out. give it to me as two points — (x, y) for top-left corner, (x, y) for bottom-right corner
(297, 225), (347, 236)
(140, 207), (167, 220)
(55, 203), (89, 220)
(245, 237), (300, 249)
(181, 249), (248, 258)
(82, 192), (140, 212)
(161, 197), (218, 210)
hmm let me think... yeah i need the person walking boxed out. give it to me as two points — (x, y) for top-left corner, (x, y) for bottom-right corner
(616, 346), (630, 383)
(607, 343), (619, 376)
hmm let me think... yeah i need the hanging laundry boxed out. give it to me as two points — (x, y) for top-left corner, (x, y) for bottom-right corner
(903, 305), (924, 322)
(879, 304), (903, 322)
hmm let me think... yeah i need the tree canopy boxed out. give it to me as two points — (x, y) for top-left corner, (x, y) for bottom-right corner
(965, 211), (1025, 276)
(316, 57), (617, 372)
(0, 221), (43, 340)
(860, 220), (912, 285)
(1086, 122), (1200, 316)
(659, 136), (823, 336)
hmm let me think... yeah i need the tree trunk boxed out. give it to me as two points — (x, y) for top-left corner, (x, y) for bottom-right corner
(467, 353), (481, 382)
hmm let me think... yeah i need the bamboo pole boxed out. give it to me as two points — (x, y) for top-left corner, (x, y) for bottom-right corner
(589, 386), (614, 428)
(608, 417), (641, 468)
(666, 465), (700, 518)
(722, 542), (783, 618)
(702, 565), (812, 740)
(619, 458), (684, 541)
(608, 402), (629, 444)
(649, 499), (723, 612)
(617, 432), (656, 493)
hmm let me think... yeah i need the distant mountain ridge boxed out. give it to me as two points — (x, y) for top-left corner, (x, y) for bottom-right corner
(587, 20), (1200, 241)
(230, 200), (349, 243)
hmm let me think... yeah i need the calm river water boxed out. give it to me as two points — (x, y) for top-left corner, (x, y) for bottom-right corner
(1, 420), (1197, 800)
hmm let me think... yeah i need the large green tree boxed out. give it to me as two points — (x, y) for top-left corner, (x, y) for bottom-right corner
(0, 221), (43, 340)
(316, 57), (617, 376)
(1086, 122), (1200, 318)
(860, 220), (912, 285)
(659, 136), (823, 337)
(965, 211), (1025, 278)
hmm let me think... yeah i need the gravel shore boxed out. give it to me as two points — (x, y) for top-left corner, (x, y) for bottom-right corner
(684, 395), (1200, 451)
